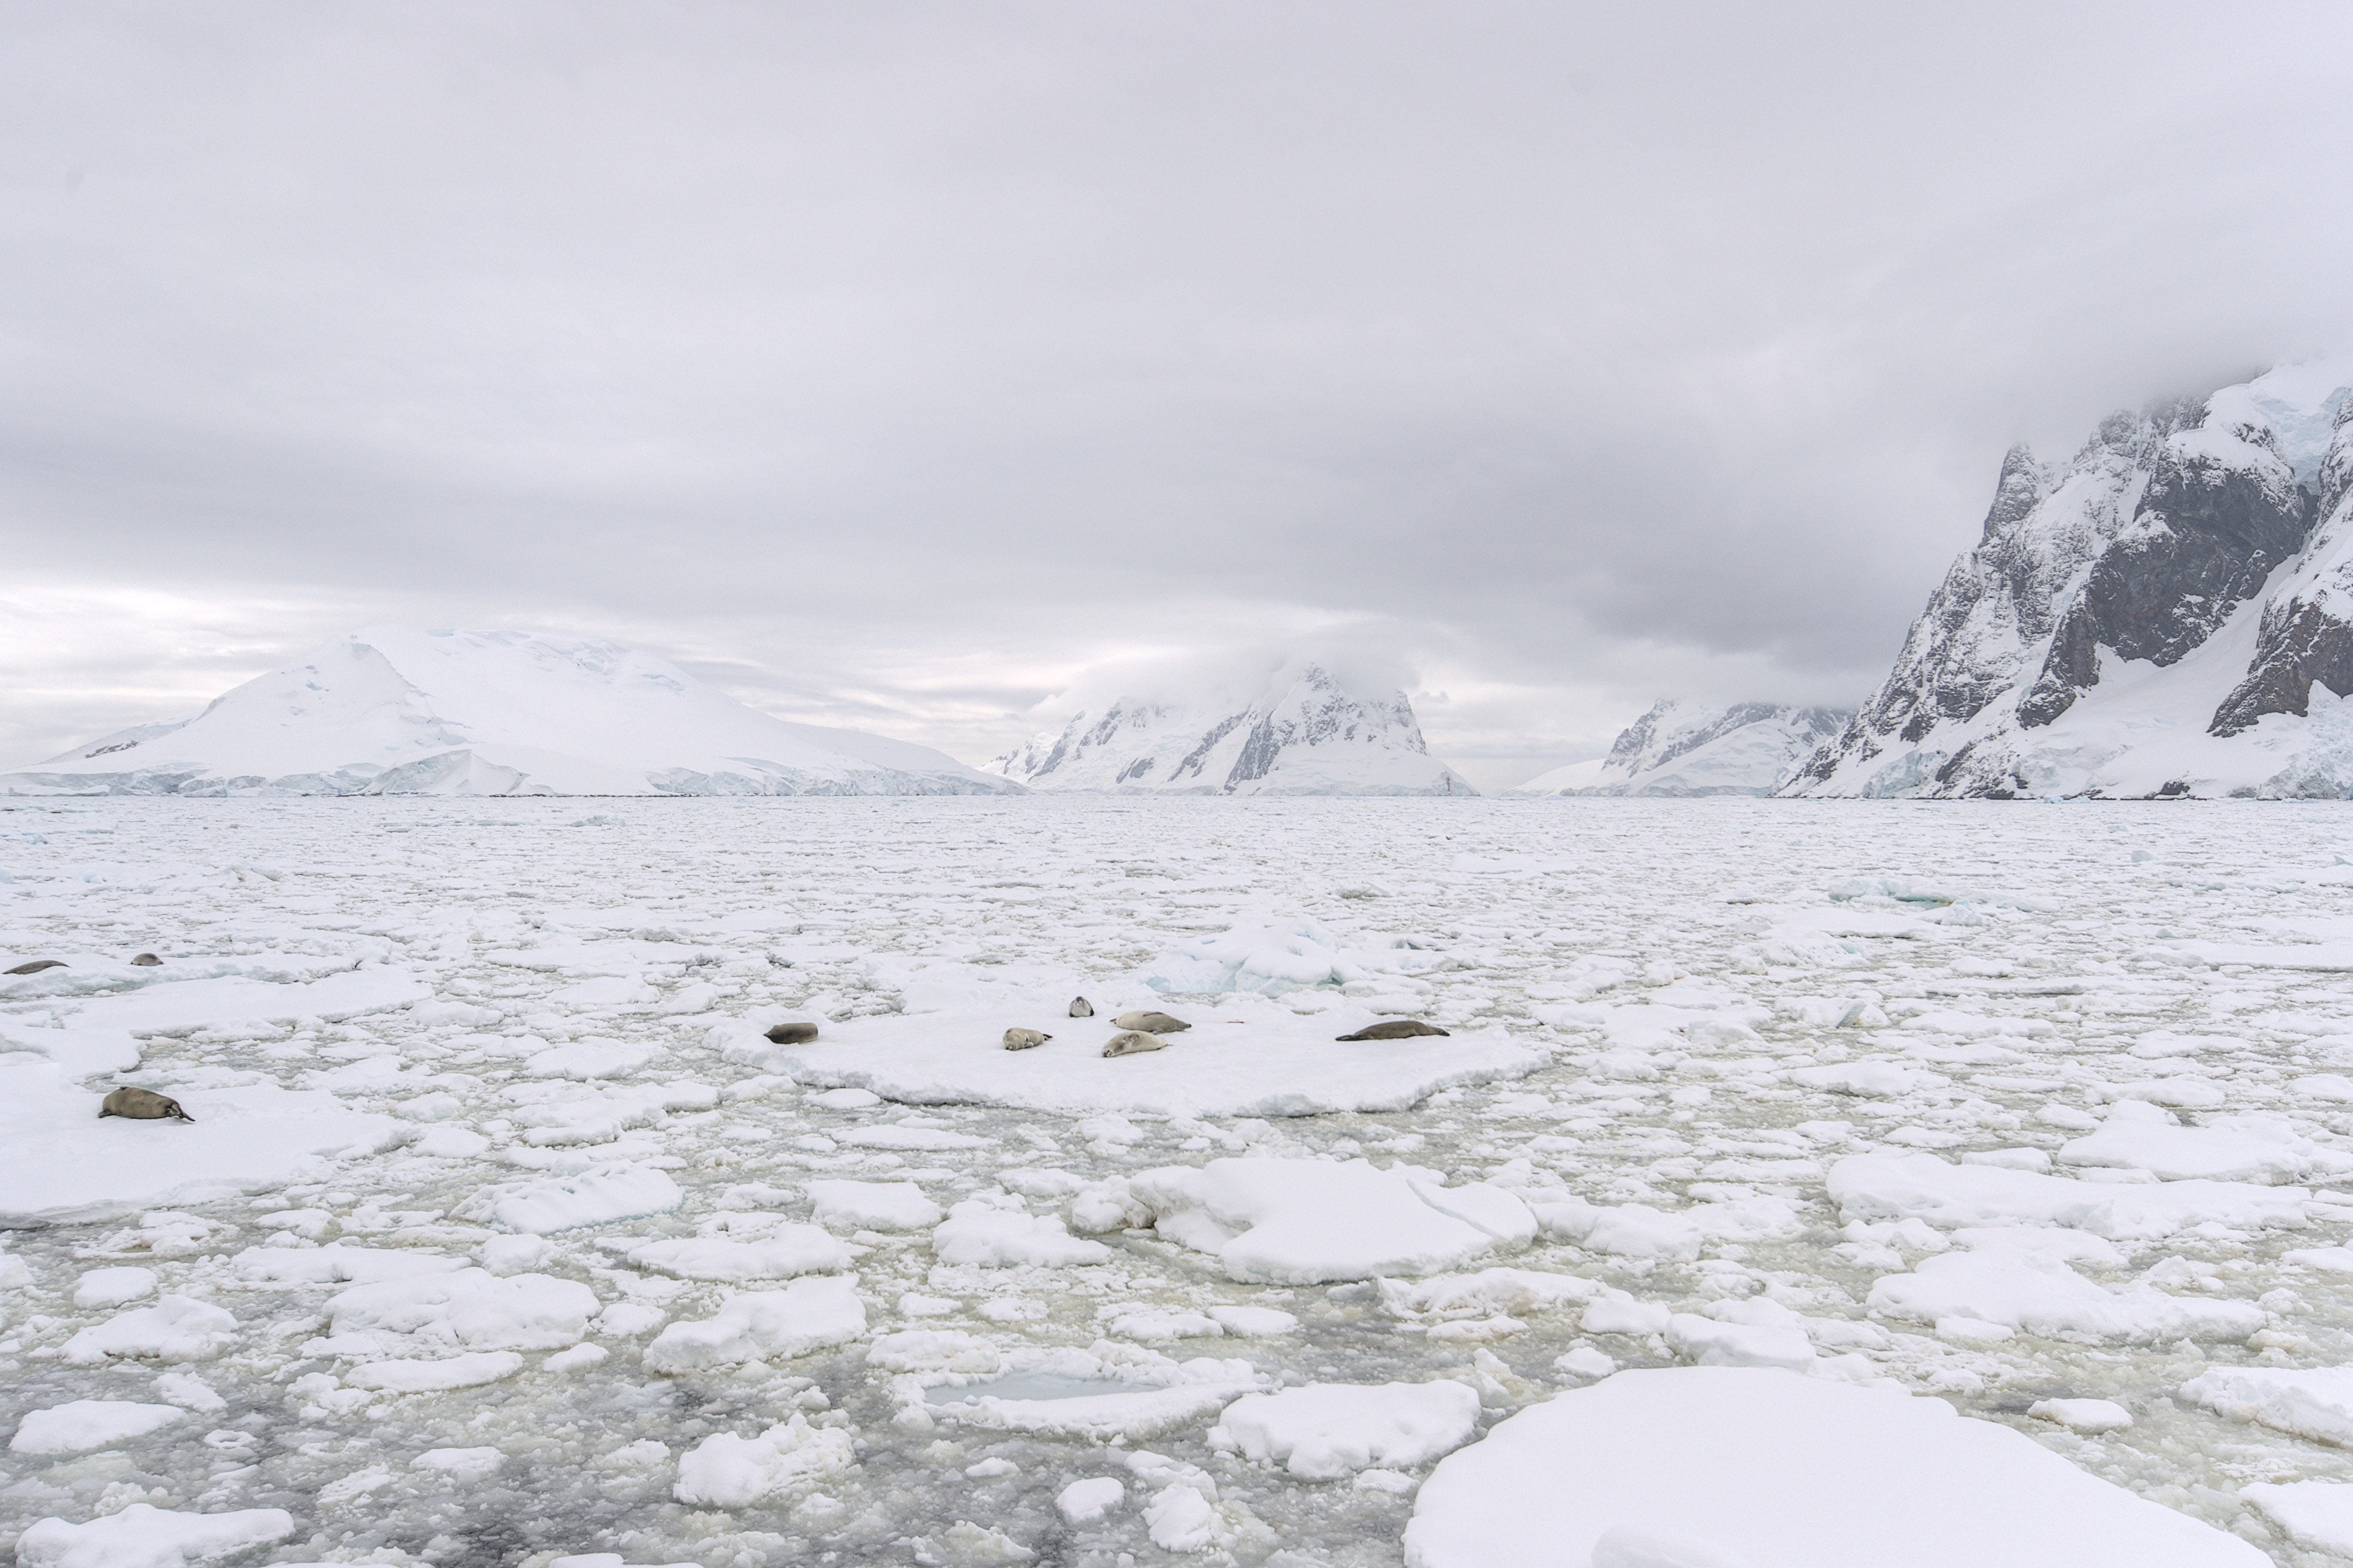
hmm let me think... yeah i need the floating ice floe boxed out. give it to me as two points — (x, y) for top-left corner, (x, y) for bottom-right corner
(1209, 1380), (1483, 1478)
(1529, 1194), (1804, 1261)
(933, 1199), (1111, 1267)
(232, 1244), (468, 1286)
(60, 1296), (238, 1365)
(642, 1276), (867, 1371)
(2056, 1102), (2347, 1184)
(2240, 1480), (2353, 1555)
(9, 1399), (187, 1454)
(673, 1414), (859, 1508)
(2179, 1364), (2353, 1446)
(1827, 1152), (2313, 1239)
(481, 1163), (684, 1233)
(624, 1215), (853, 1281)
(805, 1180), (943, 1232)
(0, 1060), (399, 1225)
(1866, 1242), (2266, 1342)
(874, 1332), (1268, 1441)
(713, 997), (1539, 1118)
(311, 1268), (597, 1357)
(14, 1505), (296, 1568)
(345, 1350), (524, 1392)
(1403, 1367), (2268, 1567)
(1105, 1158), (1534, 1283)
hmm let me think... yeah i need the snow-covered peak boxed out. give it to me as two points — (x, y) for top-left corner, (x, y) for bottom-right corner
(1510, 700), (1849, 797)
(1793, 360), (2353, 798)
(991, 656), (1475, 796)
(4, 626), (1015, 797)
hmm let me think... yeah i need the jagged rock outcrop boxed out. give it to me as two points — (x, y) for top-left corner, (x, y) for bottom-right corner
(1789, 363), (2353, 798)
(1512, 700), (1849, 797)
(991, 659), (1476, 796)
(1, 627), (1018, 797)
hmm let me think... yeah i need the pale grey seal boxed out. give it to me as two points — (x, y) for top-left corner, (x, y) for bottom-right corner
(1069, 997), (1095, 1018)
(1101, 1029), (1167, 1058)
(1003, 1028), (1052, 1051)
(764, 1022), (820, 1044)
(130, 953), (162, 966)
(101, 1086), (195, 1122)
(1113, 1010), (1189, 1033)
(1335, 1019), (1450, 1041)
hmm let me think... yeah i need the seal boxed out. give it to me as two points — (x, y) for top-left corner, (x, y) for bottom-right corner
(6, 960), (65, 975)
(130, 953), (163, 967)
(1335, 1019), (1450, 1041)
(764, 1022), (819, 1045)
(1101, 1030), (1167, 1057)
(1113, 1010), (1190, 1034)
(100, 1086), (195, 1122)
(1003, 1028), (1052, 1051)
(1069, 997), (1095, 1018)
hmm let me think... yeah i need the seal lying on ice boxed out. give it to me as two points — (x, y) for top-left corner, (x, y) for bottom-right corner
(100, 1087), (195, 1122)
(6, 959), (65, 975)
(131, 953), (163, 966)
(1069, 997), (1095, 1018)
(1003, 1028), (1052, 1051)
(764, 1022), (819, 1044)
(1113, 1010), (1189, 1034)
(1102, 1030), (1167, 1058)
(1335, 1019), (1449, 1040)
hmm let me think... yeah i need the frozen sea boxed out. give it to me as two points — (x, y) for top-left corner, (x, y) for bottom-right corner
(7, 796), (2353, 1566)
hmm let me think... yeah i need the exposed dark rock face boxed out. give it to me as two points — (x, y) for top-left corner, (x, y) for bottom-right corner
(1789, 366), (2353, 799)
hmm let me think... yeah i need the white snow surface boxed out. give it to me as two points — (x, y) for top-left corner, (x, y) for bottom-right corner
(1403, 1367), (2268, 1567)
(1513, 699), (1849, 797)
(7, 794), (2353, 1565)
(0, 626), (1016, 797)
(988, 656), (1474, 796)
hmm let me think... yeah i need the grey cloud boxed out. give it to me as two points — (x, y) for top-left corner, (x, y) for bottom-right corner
(4, 2), (2351, 785)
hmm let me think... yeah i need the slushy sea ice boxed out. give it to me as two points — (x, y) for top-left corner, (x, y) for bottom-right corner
(4, 794), (2353, 1566)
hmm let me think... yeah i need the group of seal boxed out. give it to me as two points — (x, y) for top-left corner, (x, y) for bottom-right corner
(99, 1086), (195, 1122)
(994, 1000), (1195, 1057)
(7, 953), (165, 974)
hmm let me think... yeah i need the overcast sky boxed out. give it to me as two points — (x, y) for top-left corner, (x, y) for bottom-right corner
(5, 2), (2351, 790)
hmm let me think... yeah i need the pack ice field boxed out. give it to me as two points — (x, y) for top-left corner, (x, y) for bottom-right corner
(7, 797), (2353, 1568)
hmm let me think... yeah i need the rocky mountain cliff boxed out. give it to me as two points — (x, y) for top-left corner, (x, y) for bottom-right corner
(990, 658), (1476, 796)
(1789, 362), (2353, 798)
(1513, 700), (1849, 797)
(2, 627), (1017, 797)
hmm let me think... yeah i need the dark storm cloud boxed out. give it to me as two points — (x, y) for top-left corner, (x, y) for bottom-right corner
(5, 1), (2351, 785)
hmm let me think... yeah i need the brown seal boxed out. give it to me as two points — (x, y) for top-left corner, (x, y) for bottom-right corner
(7, 960), (66, 975)
(100, 1086), (195, 1122)
(764, 1022), (819, 1044)
(1113, 1010), (1190, 1034)
(1102, 1030), (1167, 1058)
(1003, 1028), (1052, 1051)
(1335, 1019), (1450, 1041)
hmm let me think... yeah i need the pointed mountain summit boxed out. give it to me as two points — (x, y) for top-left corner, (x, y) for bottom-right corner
(1791, 362), (2353, 798)
(1512, 700), (1849, 797)
(990, 657), (1476, 795)
(1, 627), (1017, 797)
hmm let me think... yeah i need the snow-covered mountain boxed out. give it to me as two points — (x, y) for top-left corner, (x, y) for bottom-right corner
(1, 627), (1018, 797)
(1512, 700), (1849, 797)
(1790, 362), (2353, 798)
(989, 658), (1476, 796)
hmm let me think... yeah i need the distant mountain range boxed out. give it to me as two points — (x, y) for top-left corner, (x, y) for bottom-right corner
(1791, 361), (2353, 798)
(1, 627), (1015, 797)
(1512, 700), (1849, 797)
(989, 658), (1476, 796)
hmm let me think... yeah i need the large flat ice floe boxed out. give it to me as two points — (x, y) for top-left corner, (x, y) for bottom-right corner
(722, 1003), (1541, 1117)
(0, 1059), (398, 1224)
(1403, 1367), (2270, 1567)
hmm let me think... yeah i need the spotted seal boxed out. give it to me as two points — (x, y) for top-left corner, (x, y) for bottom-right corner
(1335, 1019), (1449, 1041)
(100, 1086), (195, 1122)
